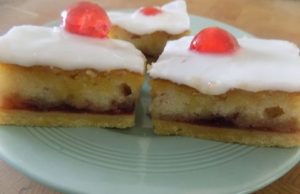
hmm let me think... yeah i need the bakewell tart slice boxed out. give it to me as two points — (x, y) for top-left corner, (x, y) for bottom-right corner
(0, 25), (145, 128)
(149, 27), (300, 147)
(108, 0), (190, 58)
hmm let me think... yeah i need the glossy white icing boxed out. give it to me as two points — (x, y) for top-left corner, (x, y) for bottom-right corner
(149, 36), (300, 95)
(108, 0), (190, 35)
(0, 25), (145, 73)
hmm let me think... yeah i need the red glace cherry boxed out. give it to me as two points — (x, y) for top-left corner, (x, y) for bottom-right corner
(140, 6), (162, 16)
(62, 1), (111, 38)
(190, 27), (240, 54)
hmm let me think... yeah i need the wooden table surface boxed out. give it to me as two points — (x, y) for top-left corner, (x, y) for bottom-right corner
(0, 0), (299, 193)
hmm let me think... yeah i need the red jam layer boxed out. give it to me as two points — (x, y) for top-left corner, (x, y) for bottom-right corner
(0, 96), (134, 115)
(159, 115), (297, 133)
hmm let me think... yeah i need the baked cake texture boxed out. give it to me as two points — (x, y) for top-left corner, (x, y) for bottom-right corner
(0, 25), (145, 128)
(149, 33), (300, 147)
(108, 0), (190, 58)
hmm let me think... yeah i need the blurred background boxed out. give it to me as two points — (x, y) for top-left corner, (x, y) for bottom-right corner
(0, 0), (299, 46)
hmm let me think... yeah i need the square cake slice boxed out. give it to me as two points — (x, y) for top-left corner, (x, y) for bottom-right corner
(0, 25), (145, 128)
(108, 0), (190, 59)
(149, 29), (300, 147)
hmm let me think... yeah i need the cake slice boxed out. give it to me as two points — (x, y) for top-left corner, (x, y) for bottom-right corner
(108, 0), (190, 58)
(0, 25), (145, 128)
(149, 27), (300, 147)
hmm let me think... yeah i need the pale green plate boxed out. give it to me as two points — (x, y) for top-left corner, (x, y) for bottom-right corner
(0, 15), (300, 194)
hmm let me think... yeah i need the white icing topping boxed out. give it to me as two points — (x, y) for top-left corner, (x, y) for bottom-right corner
(149, 36), (300, 95)
(0, 25), (145, 73)
(108, 0), (190, 35)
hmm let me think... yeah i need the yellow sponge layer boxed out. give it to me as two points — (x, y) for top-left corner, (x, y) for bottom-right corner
(150, 79), (300, 147)
(0, 63), (144, 128)
(109, 25), (190, 58)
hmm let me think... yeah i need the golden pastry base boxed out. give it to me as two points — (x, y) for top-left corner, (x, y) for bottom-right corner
(154, 119), (300, 147)
(0, 109), (134, 128)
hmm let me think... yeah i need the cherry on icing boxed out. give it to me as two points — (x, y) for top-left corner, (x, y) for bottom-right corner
(140, 6), (162, 16)
(62, 1), (111, 38)
(190, 27), (240, 54)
